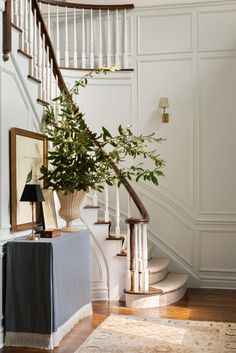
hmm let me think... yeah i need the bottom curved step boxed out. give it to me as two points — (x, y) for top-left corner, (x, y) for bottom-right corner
(125, 274), (189, 309)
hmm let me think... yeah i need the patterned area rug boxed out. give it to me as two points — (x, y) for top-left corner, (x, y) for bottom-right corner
(75, 314), (236, 353)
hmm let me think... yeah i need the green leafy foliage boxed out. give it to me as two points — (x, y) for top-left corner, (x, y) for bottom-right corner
(40, 68), (165, 194)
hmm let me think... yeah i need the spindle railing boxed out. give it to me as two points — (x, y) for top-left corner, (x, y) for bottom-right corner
(2, 0), (155, 295)
(38, 0), (134, 70)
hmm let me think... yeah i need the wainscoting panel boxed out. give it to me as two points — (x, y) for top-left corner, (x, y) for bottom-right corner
(138, 58), (194, 209)
(64, 73), (134, 135)
(141, 192), (194, 266)
(137, 12), (192, 55)
(198, 56), (236, 215)
(198, 8), (236, 52)
(198, 229), (236, 272)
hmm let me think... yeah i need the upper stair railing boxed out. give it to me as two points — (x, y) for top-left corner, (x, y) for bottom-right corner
(38, 0), (134, 70)
(3, 0), (154, 295)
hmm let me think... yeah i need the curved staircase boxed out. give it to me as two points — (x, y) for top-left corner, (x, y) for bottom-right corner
(81, 194), (188, 307)
(3, 0), (189, 309)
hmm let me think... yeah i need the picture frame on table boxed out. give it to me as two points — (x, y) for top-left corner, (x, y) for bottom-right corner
(10, 128), (48, 232)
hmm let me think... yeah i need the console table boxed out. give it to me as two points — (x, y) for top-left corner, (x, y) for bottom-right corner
(4, 231), (92, 350)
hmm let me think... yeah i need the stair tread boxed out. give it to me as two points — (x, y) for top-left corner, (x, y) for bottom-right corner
(151, 273), (189, 294)
(148, 258), (170, 274)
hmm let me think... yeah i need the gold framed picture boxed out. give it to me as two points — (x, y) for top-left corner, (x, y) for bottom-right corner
(10, 128), (48, 232)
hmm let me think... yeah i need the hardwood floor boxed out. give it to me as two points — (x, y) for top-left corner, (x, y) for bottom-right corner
(1, 288), (236, 353)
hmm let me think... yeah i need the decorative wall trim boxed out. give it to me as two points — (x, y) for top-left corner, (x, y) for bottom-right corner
(140, 189), (195, 266)
(197, 54), (236, 217)
(198, 229), (236, 272)
(137, 12), (193, 56)
(133, 0), (236, 11)
(197, 8), (236, 53)
(10, 51), (42, 125)
(90, 235), (109, 301)
(148, 229), (200, 285)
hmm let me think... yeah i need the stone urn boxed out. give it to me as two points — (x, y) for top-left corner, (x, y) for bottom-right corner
(57, 190), (85, 232)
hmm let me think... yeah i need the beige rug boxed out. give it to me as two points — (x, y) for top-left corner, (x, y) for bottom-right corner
(75, 314), (236, 353)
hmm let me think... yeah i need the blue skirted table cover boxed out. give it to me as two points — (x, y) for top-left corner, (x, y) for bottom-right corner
(5, 231), (92, 349)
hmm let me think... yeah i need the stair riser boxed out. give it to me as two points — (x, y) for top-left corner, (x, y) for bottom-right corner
(125, 284), (187, 308)
(149, 268), (168, 285)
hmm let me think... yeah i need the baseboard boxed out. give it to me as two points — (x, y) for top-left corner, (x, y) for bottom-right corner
(91, 288), (109, 301)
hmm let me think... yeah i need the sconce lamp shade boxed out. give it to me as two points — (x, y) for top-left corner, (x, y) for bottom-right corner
(159, 97), (169, 109)
(20, 184), (45, 202)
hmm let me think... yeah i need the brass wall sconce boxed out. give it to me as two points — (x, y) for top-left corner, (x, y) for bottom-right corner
(159, 97), (170, 123)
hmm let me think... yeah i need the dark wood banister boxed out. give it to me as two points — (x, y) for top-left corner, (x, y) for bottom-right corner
(3, 0), (12, 61)
(2, 0), (149, 228)
(38, 0), (134, 10)
(32, 0), (68, 94)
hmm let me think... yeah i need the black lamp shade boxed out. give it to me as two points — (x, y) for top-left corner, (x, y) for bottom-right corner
(20, 184), (45, 202)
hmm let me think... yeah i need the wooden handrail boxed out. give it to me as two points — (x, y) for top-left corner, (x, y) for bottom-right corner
(32, 0), (68, 94)
(38, 0), (134, 10)
(3, 0), (12, 61)
(111, 163), (149, 223)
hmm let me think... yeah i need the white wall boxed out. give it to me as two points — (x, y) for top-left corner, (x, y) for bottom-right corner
(62, 0), (236, 289)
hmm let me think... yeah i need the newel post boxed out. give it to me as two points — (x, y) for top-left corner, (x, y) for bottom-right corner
(3, 0), (11, 61)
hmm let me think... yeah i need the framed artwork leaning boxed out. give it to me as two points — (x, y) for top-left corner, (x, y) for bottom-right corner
(10, 128), (48, 232)
(42, 189), (58, 230)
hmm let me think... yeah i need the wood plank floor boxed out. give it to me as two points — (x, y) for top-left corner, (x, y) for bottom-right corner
(1, 288), (236, 353)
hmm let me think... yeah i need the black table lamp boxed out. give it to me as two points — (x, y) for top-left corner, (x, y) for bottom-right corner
(20, 184), (45, 240)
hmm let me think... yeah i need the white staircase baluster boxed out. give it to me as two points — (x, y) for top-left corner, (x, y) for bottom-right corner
(90, 9), (94, 68)
(134, 225), (139, 291)
(121, 192), (131, 253)
(54, 74), (59, 117)
(104, 184), (109, 222)
(115, 185), (120, 237)
(33, 9), (37, 78)
(73, 7), (77, 68)
(50, 58), (53, 102)
(28, 0), (33, 75)
(64, 7), (69, 67)
(21, 0), (25, 50)
(24, 0), (29, 53)
(123, 8), (128, 69)
(19, 0), (23, 30)
(138, 224), (143, 291)
(98, 9), (103, 67)
(81, 9), (86, 68)
(38, 21), (42, 86)
(41, 34), (46, 101)
(56, 5), (60, 65)
(14, 0), (19, 27)
(115, 9), (119, 67)
(107, 9), (111, 67)
(46, 46), (50, 101)
(93, 190), (98, 207)
(11, 0), (14, 23)
(142, 224), (149, 292)
(47, 3), (51, 36)
(31, 9), (38, 78)
(126, 228), (131, 291)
